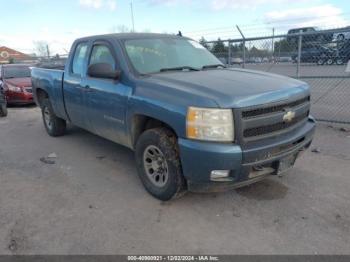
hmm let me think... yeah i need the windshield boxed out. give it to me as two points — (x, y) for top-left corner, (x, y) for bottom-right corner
(124, 38), (222, 74)
(3, 66), (31, 79)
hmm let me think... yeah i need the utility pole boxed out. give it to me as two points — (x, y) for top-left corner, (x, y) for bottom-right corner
(46, 44), (50, 59)
(130, 0), (135, 32)
(236, 25), (246, 68)
(272, 27), (275, 60)
(297, 30), (303, 78)
(272, 28), (275, 52)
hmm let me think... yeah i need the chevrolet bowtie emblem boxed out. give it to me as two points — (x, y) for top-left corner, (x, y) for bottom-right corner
(283, 111), (296, 123)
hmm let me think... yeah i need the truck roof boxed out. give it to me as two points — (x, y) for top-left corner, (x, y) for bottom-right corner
(76, 33), (189, 42)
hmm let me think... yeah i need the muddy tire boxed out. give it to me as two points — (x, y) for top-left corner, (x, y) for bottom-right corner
(0, 102), (7, 117)
(135, 127), (186, 201)
(41, 98), (66, 137)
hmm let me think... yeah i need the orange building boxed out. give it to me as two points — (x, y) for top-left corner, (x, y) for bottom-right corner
(0, 46), (32, 63)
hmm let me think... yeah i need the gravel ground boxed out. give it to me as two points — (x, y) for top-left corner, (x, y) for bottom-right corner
(0, 106), (349, 255)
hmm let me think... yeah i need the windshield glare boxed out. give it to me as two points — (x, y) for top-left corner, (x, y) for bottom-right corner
(124, 38), (222, 74)
(3, 66), (31, 79)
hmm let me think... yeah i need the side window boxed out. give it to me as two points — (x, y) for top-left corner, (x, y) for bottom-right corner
(0, 66), (2, 88)
(72, 43), (88, 76)
(89, 45), (115, 69)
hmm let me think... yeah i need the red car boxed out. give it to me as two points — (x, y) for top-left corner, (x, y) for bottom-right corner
(0, 64), (34, 105)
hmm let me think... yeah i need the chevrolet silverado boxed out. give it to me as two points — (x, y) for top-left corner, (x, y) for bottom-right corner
(31, 33), (315, 200)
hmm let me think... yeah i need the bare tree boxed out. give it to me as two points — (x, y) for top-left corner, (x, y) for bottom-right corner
(34, 41), (51, 58)
(110, 25), (131, 33)
(109, 25), (152, 34)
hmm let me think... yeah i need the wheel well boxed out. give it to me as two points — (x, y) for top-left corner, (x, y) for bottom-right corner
(131, 115), (177, 148)
(36, 88), (49, 107)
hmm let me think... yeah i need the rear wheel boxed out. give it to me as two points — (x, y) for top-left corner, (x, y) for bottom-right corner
(335, 57), (344, 65)
(135, 127), (186, 201)
(41, 98), (66, 136)
(0, 102), (7, 117)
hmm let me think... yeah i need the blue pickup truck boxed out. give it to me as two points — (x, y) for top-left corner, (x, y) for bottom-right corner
(31, 33), (315, 200)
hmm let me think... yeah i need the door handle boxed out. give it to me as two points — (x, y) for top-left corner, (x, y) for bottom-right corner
(83, 85), (94, 92)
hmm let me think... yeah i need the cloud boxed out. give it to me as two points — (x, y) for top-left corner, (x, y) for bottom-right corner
(145, 0), (193, 7)
(79, 0), (116, 11)
(264, 4), (349, 29)
(0, 28), (89, 55)
(211, 0), (307, 10)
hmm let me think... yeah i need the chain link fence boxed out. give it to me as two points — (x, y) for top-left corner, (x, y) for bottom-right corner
(2, 54), (68, 69)
(205, 27), (350, 124)
(3, 29), (349, 123)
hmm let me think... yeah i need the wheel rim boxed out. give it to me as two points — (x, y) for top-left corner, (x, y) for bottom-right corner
(326, 59), (333, 65)
(143, 145), (169, 187)
(43, 107), (52, 130)
(317, 59), (324, 65)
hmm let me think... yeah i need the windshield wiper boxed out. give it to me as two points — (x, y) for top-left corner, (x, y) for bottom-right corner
(159, 66), (200, 72)
(202, 64), (226, 69)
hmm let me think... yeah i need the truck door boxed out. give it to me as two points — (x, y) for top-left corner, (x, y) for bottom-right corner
(84, 41), (130, 146)
(63, 41), (90, 129)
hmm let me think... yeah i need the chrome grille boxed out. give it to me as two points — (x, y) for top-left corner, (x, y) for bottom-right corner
(239, 96), (310, 140)
(243, 111), (309, 138)
(242, 96), (310, 118)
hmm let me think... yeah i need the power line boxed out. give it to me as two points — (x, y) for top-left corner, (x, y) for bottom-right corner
(185, 12), (350, 36)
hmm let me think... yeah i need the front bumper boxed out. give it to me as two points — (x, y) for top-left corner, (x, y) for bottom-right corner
(178, 118), (316, 192)
(6, 91), (34, 105)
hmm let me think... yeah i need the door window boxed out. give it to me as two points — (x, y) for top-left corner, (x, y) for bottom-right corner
(72, 43), (88, 76)
(89, 45), (115, 69)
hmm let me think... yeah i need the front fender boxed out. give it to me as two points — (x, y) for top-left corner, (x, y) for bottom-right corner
(126, 96), (187, 140)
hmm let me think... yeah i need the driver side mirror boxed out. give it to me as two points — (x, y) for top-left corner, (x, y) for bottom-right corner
(87, 63), (121, 80)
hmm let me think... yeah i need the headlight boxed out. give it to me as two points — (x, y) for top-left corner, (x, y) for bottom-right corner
(7, 84), (22, 93)
(186, 107), (234, 142)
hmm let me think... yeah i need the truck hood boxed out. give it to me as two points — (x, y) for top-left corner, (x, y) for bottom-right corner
(145, 68), (309, 108)
(4, 77), (32, 88)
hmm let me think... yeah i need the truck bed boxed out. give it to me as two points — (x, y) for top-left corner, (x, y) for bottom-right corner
(31, 67), (67, 120)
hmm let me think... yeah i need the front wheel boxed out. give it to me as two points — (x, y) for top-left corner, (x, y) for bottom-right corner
(135, 128), (186, 201)
(325, 58), (334, 65)
(0, 102), (7, 117)
(41, 98), (66, 137)
(317, 58), (325, 65)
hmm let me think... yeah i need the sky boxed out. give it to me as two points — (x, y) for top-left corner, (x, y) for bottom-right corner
(0, 0), (349, 55)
